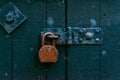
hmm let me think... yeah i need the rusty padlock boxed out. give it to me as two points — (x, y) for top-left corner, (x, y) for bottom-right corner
(38, 32), (59, 63)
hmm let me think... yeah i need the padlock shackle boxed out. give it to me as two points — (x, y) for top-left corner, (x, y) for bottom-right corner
(42, 32), (56, 47)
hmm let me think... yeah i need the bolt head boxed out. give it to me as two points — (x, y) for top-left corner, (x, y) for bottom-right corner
(5, 11), (14, 23)
(85, 32), (94, 40)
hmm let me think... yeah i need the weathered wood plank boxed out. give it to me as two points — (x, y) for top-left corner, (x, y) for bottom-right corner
(46, 0), (66, 80)
(12, 0), (46, 80)
(0, 0), (12, 80)
(67, 0), (101, 80)
(100, 0), (120, 80)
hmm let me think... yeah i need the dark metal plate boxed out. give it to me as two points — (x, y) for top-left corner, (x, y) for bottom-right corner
(0, 2), (27, 33)
(41, 27), (104, 45)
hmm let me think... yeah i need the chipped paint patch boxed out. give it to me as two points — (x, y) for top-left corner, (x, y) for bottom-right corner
(90, 18), (97, 27)
(102, 50), (107, 56)
(5, 72), (8, 77)
(38, 75), (40, 79)
(6, 35), (10, 38)
(30, 47), (33, 51)
(61, 0), (64, 4)
(47, 17), (54, 26)
(14, 64), (17, 70)
(119, 42), (120, 45)
(58, 0), (64, 6)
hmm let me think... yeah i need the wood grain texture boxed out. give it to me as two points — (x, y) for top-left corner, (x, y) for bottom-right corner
(100, 0), (120, 80)
(46, 0), (66, 80)
(39, 45), (58, 62)
(67, 0), (101, 80)
(11, 0), (46, 80)
(0, 0), (12, 80)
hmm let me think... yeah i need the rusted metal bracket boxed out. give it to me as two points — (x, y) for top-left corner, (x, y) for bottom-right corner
(0, 2), (27, 33)
(41, 27), (104, 45)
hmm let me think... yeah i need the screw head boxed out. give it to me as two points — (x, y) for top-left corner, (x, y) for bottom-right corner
(95, 29), (100, 34)
(95, 38), (100, 42)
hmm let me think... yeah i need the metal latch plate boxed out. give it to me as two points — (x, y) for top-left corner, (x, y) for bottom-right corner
(41, 27), (103, 45)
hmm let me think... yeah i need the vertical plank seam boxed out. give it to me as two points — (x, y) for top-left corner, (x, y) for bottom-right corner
(10, 0), (13, 79)
(65, 0), (68, 80)
(45, 0), (48, 80)
(11, 30), (13, 80)
(99, 0), (102, 80)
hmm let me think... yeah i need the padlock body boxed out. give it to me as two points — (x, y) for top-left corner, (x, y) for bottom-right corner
(39, 45), (58, 62)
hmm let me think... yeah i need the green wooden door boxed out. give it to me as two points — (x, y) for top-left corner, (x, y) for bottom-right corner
(0, 0), (120, 80)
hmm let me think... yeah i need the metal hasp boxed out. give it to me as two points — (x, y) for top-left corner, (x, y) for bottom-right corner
(0, 2), (27, 33)
(41, 27), (103, 45)
(41, 28), (66, 45)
